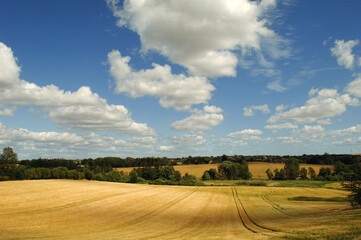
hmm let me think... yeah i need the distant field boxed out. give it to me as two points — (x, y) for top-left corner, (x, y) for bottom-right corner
(0, 180), (360, 239)
(116, 162), (334, 179)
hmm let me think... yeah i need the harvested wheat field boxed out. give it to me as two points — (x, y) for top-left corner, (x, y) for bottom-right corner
(116, 162), (334, 179)
(0, 180), (360, 240)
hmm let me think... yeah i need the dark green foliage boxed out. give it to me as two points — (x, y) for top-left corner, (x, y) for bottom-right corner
(135, 166), (158, 180)
(202, 171), (211, 180)
(1, 147), (18, 163)
(202, 168), (220, 180)
(0, 147), (18, 179)
(266, 168), (273, 180)
(129, 170), (138, 183)
(317, 167), (334, 181)
(236, 181), (267, 186)
(342, 163), (361, 206)
(178, 173), (203, 186)
(273, 168), (286, 180)
(217, 161), (252, 180)
(299, 167), (308, 180)
(288, 196), (350, 202)
(308, 167), (317, 180)
(84, 169), (94, 180)
(51, 167), (69, 179)
(20, 158), (77, 170)
(183, 156), (211, 165)
(285, 158), (300, 179)
(94, 171), (127, 183)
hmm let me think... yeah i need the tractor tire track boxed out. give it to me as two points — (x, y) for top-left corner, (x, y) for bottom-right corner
(136, 187), (219, 240)
(125, 187), (200, 226)
(232, 187), (280, 235)
(261, 194), (293, 216)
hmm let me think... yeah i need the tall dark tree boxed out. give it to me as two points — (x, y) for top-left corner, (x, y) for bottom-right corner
(0, 147), (18, 179)
(284, 158), (299, 180)
(308, 167), (317, 180)
(342, 163), (361, 206)
(266, 168), (273, 180)
(299, 167), (308, 180)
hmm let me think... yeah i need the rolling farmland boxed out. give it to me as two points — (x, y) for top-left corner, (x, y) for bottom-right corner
(116, 162), (334, 179)
(1, 180), (360, 239)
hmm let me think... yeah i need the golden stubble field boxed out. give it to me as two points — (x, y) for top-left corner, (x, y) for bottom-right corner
(116, 162), (334, 179)
(1, 180), (360, 240)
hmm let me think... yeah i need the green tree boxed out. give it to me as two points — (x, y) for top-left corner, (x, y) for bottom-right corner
(284, 158), (300, 180)
(342, 163), (361, 206)
(202, 171), (211, 180)
(266, 168), (273, 180)
(318, 167), (333, 180)
(129, 170), (138, 183)
(299, 167), (308, 180)
(273, 168), (286, 180)
(0, 147), (18, 179)
(1, 147), (18, 163)
(308, 167), (317, 180)
(218, 161), (251, 180)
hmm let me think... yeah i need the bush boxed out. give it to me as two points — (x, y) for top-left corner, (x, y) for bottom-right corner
(202, 171), (211, 180)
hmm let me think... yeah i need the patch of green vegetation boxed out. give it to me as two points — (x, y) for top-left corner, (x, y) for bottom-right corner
(203, 179), (343, 188)
(288, 196), (350, 202)
(270, 180), (339, 188)
(235, 180), (267, 186)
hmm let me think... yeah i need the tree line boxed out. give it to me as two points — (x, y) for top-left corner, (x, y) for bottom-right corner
(202, 160), (252, 180)
(0, 147), (202, 186)
(14, 153), (359, 169)
(265, 158), (359, 181)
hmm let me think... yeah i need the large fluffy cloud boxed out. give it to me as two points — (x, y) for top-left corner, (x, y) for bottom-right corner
(107, 0), (288, 78)
(49, 105), (155, 135)
(330, 39), (359, 70)
(108, 50), (215, 111)
(0, 43), (20, 88)
(267, 88), (359, 124)
(171, 105), (223, 131)
(0, 42), (154, 135)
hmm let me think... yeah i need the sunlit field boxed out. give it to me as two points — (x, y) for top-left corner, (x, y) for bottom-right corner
(116, 162), (334, 179)
(1, 180), (360, 240)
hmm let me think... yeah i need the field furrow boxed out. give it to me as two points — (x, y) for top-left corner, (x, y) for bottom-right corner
(232, 187), (279, 237)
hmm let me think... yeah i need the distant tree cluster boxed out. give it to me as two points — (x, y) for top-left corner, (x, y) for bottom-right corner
(202, 161), (252, 181)
(133, 166), (202, 186)
(265, 158), (359, 182)
(0, 147), (203, 186)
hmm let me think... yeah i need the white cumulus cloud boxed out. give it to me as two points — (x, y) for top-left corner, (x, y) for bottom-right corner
(107, 0), (288, 78)
(330, 39), (359, 70)
(108, 50), (215, 111)
(158, 146), (175, 151)
(0, 42), (154, 135)
(267, 88), (359, 124)
(345, 76), (361, 98)
(227, 129), (263, 138)
(171, 105), (224, 131)
(49, 105), (156, 135)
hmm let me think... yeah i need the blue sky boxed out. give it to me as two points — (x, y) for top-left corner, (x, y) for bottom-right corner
(0, 0), (361, 159)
